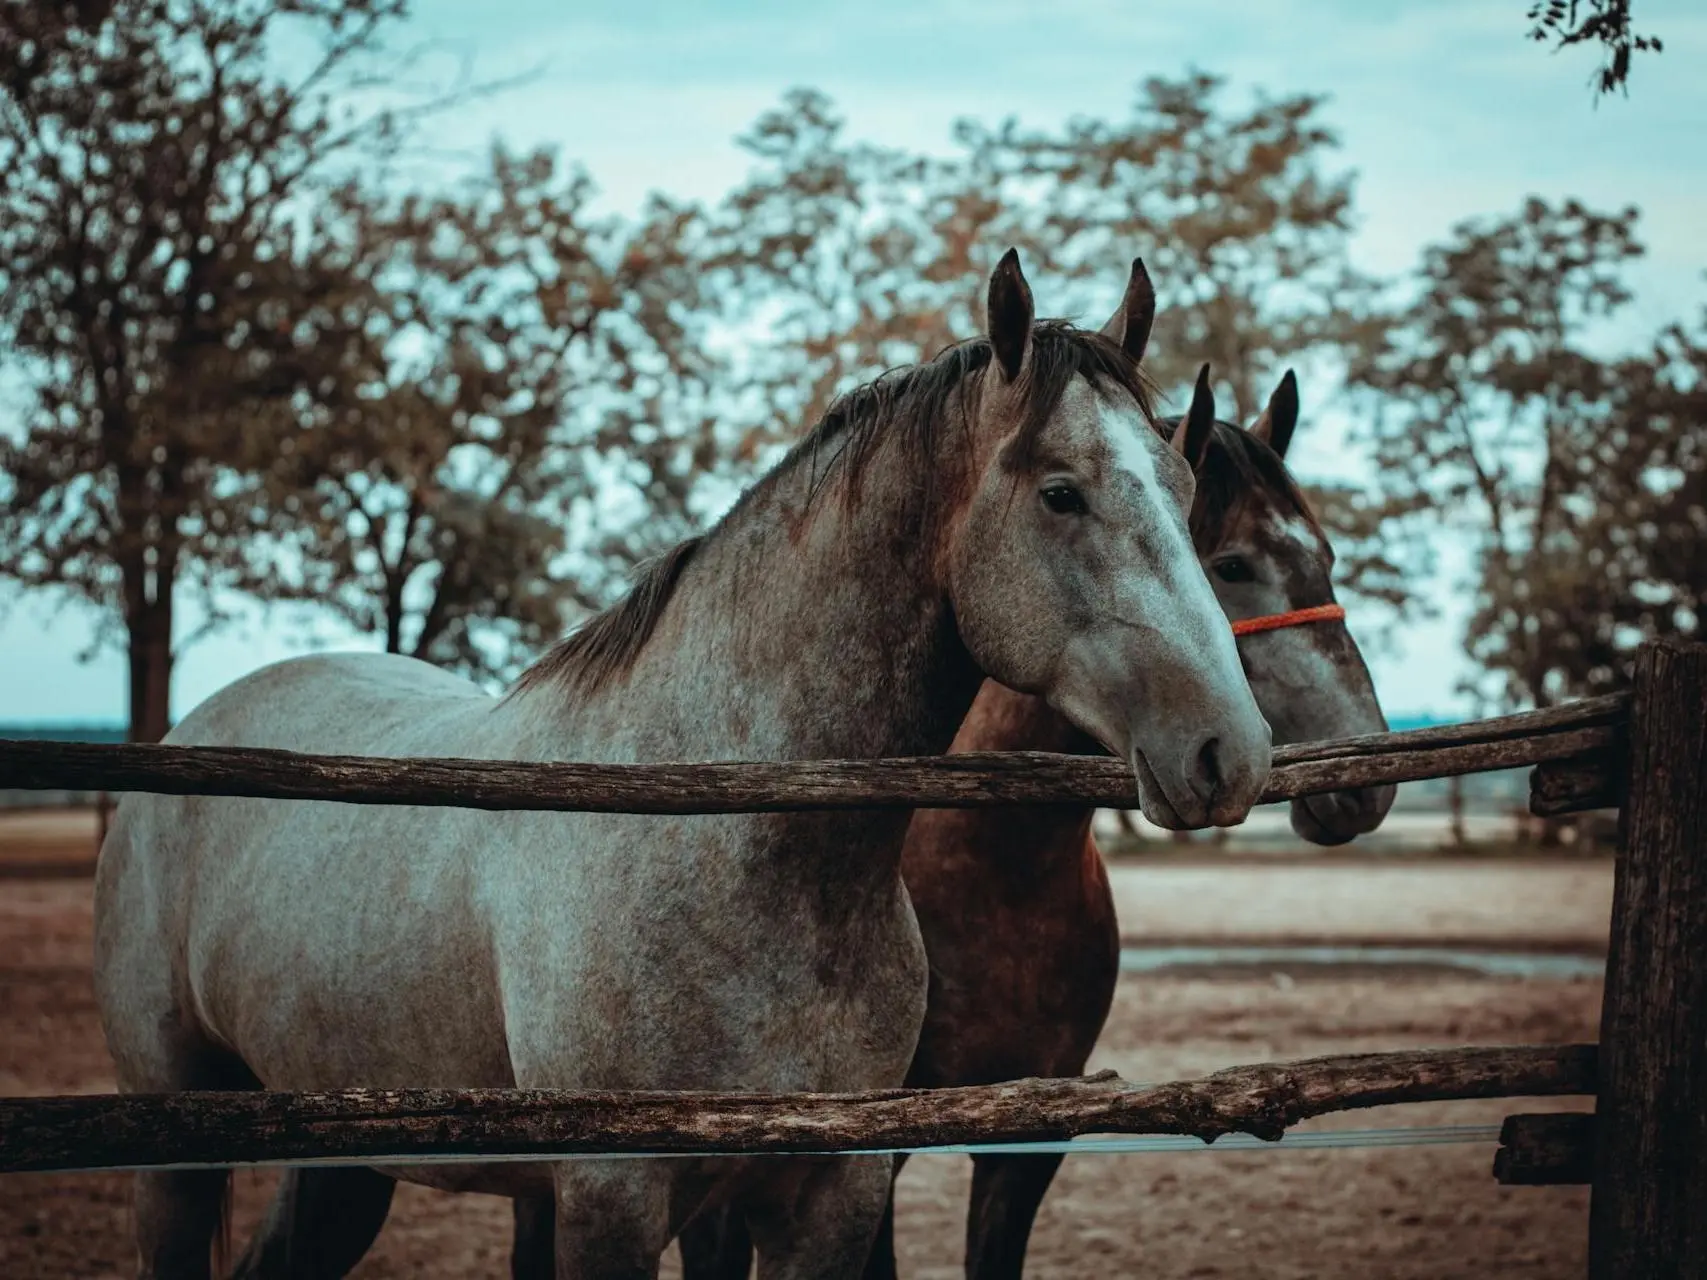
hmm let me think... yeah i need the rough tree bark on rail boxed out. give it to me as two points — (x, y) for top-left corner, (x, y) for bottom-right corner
(0, 697), (1626, 816)
(0, 1045), (1596, 1175)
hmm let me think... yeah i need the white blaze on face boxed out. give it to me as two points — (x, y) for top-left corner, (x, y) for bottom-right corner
(1096, 398), (1234, 662)
(1275, 514), (1324, 558)
(1244, 509), (1374, 739)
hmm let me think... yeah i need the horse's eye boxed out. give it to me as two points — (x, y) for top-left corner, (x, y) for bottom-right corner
(1213, 556), (1257, 583)
(1040, 484), (1088, 516)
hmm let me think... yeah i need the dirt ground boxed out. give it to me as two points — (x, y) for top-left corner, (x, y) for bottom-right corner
(1, 812), (1609, 1278)
(1105, 857), (1612, 950)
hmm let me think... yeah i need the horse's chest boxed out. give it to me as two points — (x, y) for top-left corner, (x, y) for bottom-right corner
(501, 860), (928, 1094)
(908, 859), (1119, 1084)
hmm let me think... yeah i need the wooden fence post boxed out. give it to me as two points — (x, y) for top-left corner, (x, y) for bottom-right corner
(1589, 639), (1707, 1279)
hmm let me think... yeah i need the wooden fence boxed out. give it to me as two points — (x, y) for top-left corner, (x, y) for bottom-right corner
(0, 638), (1702, 1279)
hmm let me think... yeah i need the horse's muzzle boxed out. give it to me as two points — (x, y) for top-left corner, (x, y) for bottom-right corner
(1289, 784), (1396, 846)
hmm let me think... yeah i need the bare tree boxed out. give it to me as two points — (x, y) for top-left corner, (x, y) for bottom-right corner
(0, 0), (421, 739)
(1348, 197), (1695, 709)
(238, 147), (723, 684)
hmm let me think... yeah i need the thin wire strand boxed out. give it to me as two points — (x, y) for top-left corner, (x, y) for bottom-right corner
(927, 1124), (1504, 1156)
(54, 1125), (1509, 1175)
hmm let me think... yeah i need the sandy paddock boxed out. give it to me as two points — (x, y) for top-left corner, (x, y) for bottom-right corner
(1, 823), (1610, 1278)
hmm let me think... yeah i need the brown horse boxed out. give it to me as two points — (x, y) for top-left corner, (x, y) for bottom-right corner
(676, 368), (1395, 1280)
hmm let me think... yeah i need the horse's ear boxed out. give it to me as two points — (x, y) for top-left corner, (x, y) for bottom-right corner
(1171, 364), (1216, 472)
(986, 247), (1034, 382)
(1249, 369), (1299, 460)
(1099, 257), (1156, 362)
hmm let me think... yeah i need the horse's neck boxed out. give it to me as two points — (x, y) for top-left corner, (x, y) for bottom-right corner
(949, 679), (1105, 757)
(626, 490), (980, 764)
(898, 678), (1104, 908)
(507, 441), (985, 898)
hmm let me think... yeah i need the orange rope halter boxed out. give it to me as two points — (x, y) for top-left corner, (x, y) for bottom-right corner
(1230, 603), (1346, 638)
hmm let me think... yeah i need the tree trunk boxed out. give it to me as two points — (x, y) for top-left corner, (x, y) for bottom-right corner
(1527, 670), (1565, 846)
(1447, 773), (1467, 846)
(124, 555), (175, 744)
(384, 573), (405, 655)
(384, 497), (426, 656)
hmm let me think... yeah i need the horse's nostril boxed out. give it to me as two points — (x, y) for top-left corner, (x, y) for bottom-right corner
(1190, 737), (1223, 804)
(1325, 786), (1391, 827)
(1348, 787), (1387, 817)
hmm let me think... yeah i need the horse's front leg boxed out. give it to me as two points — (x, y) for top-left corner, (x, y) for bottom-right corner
(548, 1160), (675, 1280)
(677, 1202), (752, 1280)
(856, 1154), (908, 1280)
(964, 1151), (1065, 1280)
(746, 1155), (894, 1280)
(229, 1167), (396, 1278)
(511, 1195), (555, 1280)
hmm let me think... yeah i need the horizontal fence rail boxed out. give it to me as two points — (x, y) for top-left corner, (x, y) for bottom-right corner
(0, 1045), (1596, 1175)
(0, 695), (1626, 815)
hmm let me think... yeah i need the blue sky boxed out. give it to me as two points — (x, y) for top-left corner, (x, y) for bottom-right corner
(3, 0), (1704, 726)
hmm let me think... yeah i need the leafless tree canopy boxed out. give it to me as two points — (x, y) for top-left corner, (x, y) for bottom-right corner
(0, 3), (1697, 739)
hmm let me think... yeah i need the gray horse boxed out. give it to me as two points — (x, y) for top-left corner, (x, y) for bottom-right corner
(680, 367), (1399, 1280)
(93, 251), (1271, 1279)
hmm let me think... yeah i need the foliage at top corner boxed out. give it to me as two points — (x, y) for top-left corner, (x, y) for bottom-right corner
(1526, 0), (1663, 96)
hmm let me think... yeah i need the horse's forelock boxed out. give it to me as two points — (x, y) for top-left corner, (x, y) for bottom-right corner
(1001, 324), (1161, 472)
(1188, 419), (1323, 548)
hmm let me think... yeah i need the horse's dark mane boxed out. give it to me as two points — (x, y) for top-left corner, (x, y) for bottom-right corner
(1185, 418), (1322, 543)
(513, 535), (705, 698)
(514, 322), (1158, 699)
(793, 320), (1158, 506)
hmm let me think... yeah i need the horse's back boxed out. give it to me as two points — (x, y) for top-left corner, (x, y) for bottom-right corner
(166, 651), (493, 754)
(110, 651), (501, 875)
